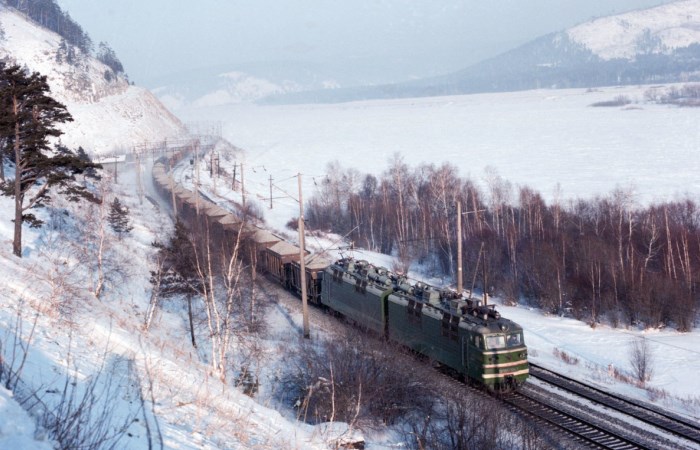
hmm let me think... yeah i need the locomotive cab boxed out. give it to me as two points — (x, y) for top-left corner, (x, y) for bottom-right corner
(476, 324), (528, 391)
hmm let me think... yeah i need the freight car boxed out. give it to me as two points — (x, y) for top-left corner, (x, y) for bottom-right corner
(151, 156), (528, 392)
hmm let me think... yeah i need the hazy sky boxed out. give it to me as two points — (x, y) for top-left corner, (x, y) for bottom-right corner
(57, 0), (674, 86)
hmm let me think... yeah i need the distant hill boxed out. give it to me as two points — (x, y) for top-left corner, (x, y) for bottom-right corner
(441, 0), (700, 93)
(0, 5), (185, 155)
(147, 59), (356, 110)
(263, 0), (700, 104)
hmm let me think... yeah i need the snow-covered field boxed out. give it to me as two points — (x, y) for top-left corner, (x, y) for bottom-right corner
(176, 84), (700, 208)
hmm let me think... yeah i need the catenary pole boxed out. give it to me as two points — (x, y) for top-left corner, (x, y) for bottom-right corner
(241, 163), (246, 208)
(457, 201), (463, 294)
(298, 173), (310, 339)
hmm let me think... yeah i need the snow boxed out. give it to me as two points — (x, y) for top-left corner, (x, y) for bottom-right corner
(568, 0), (700, 60)
(0, 386), (53, 449)
(0, 7), (186, 155)
(1, 3), (700, 448)
(191, 72), (298, 108)
(175, 84), (700, 210)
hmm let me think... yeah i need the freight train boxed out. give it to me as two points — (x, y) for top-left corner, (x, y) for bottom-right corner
(151, 152), (529, 391)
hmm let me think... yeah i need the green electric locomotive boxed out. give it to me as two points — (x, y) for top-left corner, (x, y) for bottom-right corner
(321, 257), (528, 391)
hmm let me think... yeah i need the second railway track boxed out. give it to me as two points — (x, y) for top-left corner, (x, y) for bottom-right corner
(519, 363), (700, 449)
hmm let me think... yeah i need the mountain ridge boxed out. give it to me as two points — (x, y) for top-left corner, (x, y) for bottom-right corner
(261, 0), (700, 104)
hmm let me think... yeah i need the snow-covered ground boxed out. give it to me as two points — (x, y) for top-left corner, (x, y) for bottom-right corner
(175, 84), (700, 423)
(0, 163), (341, 449)
(0, 386), (53, 449)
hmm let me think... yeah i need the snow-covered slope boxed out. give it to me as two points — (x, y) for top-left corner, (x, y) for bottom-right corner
(153, 68), (316, 110)
(190, 71), (300, 108)
(0, 6), (185, 155)
(568, 0), (700, 60)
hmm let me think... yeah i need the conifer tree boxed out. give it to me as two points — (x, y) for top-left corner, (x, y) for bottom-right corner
(107, 197), (133, 237)
(0, 63), (100, 257)
(150, 221), (201, 347)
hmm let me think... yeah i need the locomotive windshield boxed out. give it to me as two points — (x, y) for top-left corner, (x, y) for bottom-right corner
(485, 335), (506, 349)
(507, 332), (523, 347)
(485, 332), (523, 349)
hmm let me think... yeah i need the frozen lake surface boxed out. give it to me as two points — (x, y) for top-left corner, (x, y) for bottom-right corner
(179, 84), (700, 209)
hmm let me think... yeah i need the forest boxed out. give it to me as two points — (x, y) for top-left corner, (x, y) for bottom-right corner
(306, 157), (699, 332)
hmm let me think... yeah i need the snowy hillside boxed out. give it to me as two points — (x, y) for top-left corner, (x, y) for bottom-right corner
(568, 0), (700, 60)
(160, 71), (302, 109)
(152, 65), (340, 110)
(191, 71), (300, 107)
(0, 6), (185, 155)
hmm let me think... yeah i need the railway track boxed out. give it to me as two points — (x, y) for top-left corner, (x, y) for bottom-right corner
(505, 363), (700, 449)
(503, 388), (653, 449)
(529, 364), (700, 447)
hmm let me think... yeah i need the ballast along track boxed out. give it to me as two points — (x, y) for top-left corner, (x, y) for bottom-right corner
(501, 388), (649, 449)
(529, 364), (700, 447)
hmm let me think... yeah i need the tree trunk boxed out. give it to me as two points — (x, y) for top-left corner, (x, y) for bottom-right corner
(13, 195), (23, 258)
(12, 98), (22, 258)
(187, 295), (197, 349)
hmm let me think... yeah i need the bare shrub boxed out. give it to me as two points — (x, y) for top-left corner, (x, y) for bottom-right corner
(629, 337), (654, 384)
(553, 348), (579, 365)
(607, 363), (635, 385)
(402, 389), (548, 450)
(590, 95), (632, 107)
(403, 392), (498, 450)
(239, 199), (264, 223)
(40, 353), (142, 450)
(1, 304), (39, 391)
(650, 83), (700, 106)
(278, 330), (433, 427)
(286, 216), (299, 231)
(1, 313), (141, 449)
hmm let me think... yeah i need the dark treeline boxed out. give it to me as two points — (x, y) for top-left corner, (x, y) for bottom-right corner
(306, 157), (699, 332)
(4, 0), (92, 54)
(3, 0), (124, 76)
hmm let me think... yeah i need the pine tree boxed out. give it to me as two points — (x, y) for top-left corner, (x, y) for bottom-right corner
(0, 63), (100, 257)
(107, 197), (133, 237)
(55, 38), (67, 65)
(76, 146), (100, 181)
(97, 41), (124, 75)
(149, 221), (201, 346)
